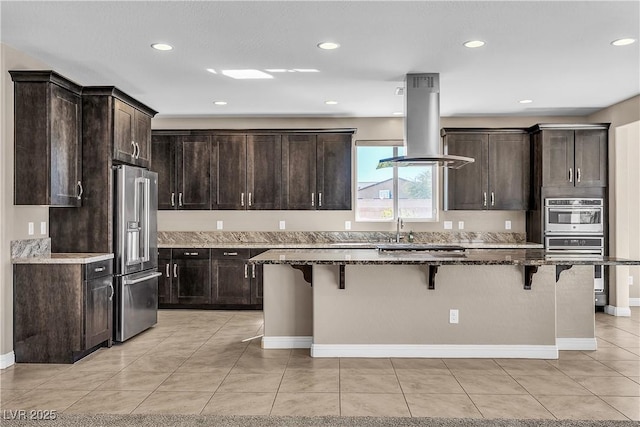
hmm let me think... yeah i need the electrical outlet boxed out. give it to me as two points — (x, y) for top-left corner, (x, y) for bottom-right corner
(458, 221), (464, 230)
(216, 220), (223, 230)
(449, 309), (459, 324)
(28, 222), (34, 235)
(629, 276), (634, 285)
(279, 220), (286, 230)
(444, 221), (453, 230)
(40, 221), (47, 235)
(505, 220), (512, 230)
(345, 221), (352, 230)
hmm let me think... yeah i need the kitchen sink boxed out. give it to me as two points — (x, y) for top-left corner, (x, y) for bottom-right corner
(376, 244), (467, 256)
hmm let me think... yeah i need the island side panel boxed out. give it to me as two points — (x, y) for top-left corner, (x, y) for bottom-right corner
(555, 265), (597, 349)
(262, 264), (313, 348)
(311, 264), (557, 357)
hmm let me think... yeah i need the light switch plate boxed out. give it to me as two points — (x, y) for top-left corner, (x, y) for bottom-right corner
(629, 276), (634, 285)
(344, 221), (352, 230)
(444, 221), (453, 230)
(28, 222), (34, 235)
(216, 220), (223, 230)
(279, 220), (286, 230)
(40, 222), (47, 235)
(458, 221), (464, 230)
(505, 220), (512, 230)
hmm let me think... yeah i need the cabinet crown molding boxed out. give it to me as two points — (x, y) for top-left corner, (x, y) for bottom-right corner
(9, 70), (83, 95)
(82, 86), (158, 117)
(528, 123), (610, 132)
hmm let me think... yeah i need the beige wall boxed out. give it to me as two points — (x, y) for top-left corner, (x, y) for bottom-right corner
(589, 96), (640, 309)
(1, 44), (51, 360)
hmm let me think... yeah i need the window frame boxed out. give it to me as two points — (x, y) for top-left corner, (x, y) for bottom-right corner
(355, 140), (438, 223)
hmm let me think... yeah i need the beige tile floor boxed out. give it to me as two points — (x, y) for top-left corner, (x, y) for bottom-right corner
(1, 308), (639, 420)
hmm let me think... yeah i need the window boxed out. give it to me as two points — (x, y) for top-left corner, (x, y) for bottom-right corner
(355, 142), (437, 222)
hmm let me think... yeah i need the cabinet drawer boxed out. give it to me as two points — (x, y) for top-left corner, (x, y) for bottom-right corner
(172, 248), (210, 259)
(85, 259), (113, 280)
(211, 248), (251, 259)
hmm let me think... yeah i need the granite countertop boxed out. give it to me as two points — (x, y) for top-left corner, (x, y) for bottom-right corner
(12, 253), (114, 264)
(249, 248), (640, 266)
(159, 241), (544, 249)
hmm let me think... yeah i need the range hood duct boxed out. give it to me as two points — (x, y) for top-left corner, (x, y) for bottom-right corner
(378, 73), (474, 169)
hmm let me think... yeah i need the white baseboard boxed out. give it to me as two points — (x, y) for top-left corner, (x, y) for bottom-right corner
(556, 338), (597, 351)
(605, 305), (632, 317)
(629, 298), (640, 307)
(262, 336), (312, 349)
(0, 351), (15, 369)
(310, 344), (558, 359)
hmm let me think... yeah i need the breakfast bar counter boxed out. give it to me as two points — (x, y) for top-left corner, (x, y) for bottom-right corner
(250, 248), (640, 359)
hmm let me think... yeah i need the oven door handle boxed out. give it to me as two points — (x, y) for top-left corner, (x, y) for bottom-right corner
(123, 272), (162, 286)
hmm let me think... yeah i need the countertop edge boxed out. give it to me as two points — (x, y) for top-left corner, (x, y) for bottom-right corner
(12, 253), (114, 264)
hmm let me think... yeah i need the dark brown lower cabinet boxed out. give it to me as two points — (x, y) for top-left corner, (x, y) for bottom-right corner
(13, 259), (113, 363)
(156, 247), (264, 309)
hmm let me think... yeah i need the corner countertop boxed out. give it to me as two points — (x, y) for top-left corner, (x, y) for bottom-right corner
(249, 248), (640, 266)
(12, 253), (114, 265)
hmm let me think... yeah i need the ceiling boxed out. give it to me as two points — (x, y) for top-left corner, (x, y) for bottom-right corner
(2, 1), (638, 118)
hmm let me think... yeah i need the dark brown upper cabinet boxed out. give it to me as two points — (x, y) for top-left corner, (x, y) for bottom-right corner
(443, 129), (530, 211)
(10, 70), (83, 206)
(282, 132), (352, 210)
(530, 124), (608, 189)
(83, 87), (157, 169)
(213, 134), (282, 210)
(151, 133), (213, 210)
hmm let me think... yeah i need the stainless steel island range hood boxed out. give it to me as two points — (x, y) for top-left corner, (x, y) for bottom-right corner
(378, 73), (474, 169)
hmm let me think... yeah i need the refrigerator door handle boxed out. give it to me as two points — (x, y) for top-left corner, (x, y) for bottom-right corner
(142, 177), (151, 262)
(123, 272), (162, 286)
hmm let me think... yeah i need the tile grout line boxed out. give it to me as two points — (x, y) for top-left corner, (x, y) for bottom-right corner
(389, 358), (412, 418)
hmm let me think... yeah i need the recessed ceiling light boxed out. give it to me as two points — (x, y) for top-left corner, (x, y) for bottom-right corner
(221, 69), (274, 79)
(611, 38), (636, 46)
(265, 69), (288, 73)
(392, 112), (404, 116)
(325, 100), (338, 105)
(463, 40), (485, 48)
(318, 42), (340, 50)
(519, 99), (533, 104)
(151, 43), (173, 51)
(293, 69), (320, 73)
(206, 68), (217, 74)
(213, 101), (227, 106)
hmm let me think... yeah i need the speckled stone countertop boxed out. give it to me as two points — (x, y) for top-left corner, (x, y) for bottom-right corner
(249, 248), (640, 266)
(158, 231), (543, 249)
(12, 253), (114, 264)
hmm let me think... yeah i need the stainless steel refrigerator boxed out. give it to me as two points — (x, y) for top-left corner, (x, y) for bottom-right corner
(113, 165), (161, 342)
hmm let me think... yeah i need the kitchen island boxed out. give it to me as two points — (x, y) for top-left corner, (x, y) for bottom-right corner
(249, 248), (640, 359)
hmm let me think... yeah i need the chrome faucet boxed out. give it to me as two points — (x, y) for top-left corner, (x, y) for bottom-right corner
(395, 217), (404, 243)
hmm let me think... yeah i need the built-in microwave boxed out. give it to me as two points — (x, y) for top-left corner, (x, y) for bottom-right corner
(544, 198), (604, 235)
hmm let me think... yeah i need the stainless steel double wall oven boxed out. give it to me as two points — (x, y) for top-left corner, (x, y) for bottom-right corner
(544, 198), (606, 305)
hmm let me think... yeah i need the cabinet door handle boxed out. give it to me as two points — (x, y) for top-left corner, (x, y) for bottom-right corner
(311, 192), (315, 207)
(136, 142), (141, 159)
(77, 181), (83, 200)
(94, 266), (106, 273)
(483, 192), (487, 207)
(252, 264), (256, 279)
(319, 192), (322, 207)
(569, 167), (573, 183)
(244, 264), (248, 279)
(577, 168), (581, 183)
(131, 141), (136, 158)
(165, 263), (170, 278)
(178, 192), (183, 207)
(173, 263), (178, 278)
(491, 192), (495, 207)
(241, 192), (245, 207)
(108, 283), (114, 301)
(248, 192), (252, 207)
(224, 252), (238, 256)
(171, 192), (175, 207)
